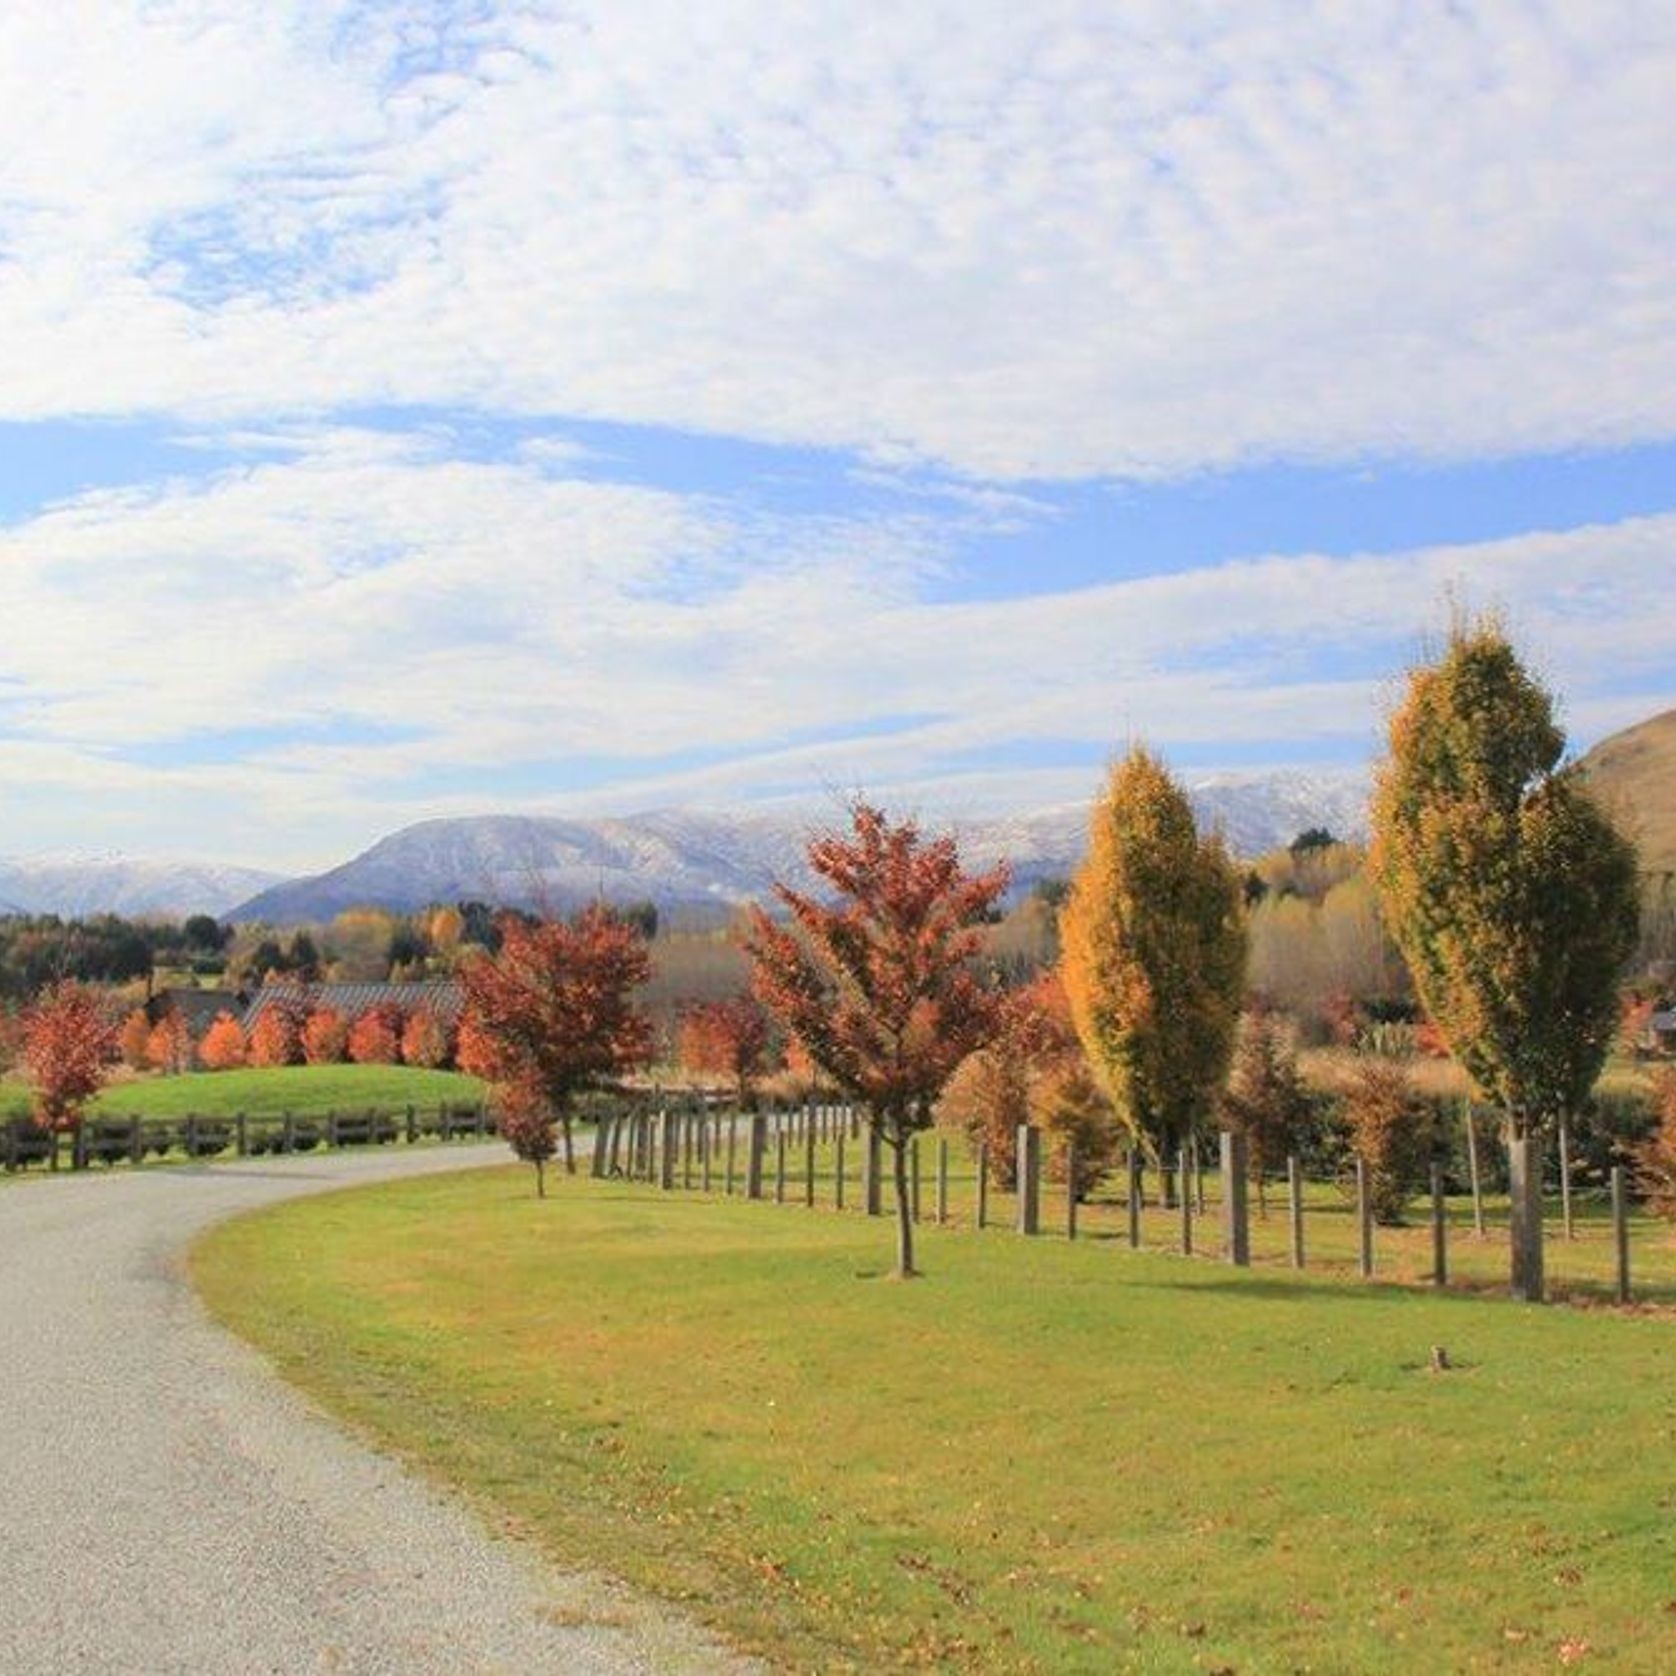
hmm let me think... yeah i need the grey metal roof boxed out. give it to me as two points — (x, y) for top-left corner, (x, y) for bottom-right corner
(240, 980), (462, 1032)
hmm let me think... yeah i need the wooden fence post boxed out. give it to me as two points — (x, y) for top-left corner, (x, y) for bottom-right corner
(1065, 1140), (1078, 1241)
(1178, 1147), (1193, 1256)
(1558, 1109), (1575, 1241)
(1507, 1132), (1545, 1303)
(1431, 1163), (1448, 1286)
(1612, 1164), (1631, 1304)
(591, 1115), (609, 1178)
(1220, 1131), (1249, 1266)
(976, 1140), (988, 1230)
(1192, 1135), (1206, 1214)
(910, 1136), (922, 1222)
(1127, 1149), (1141, 1249)
(405, 1103), (418, 1145)
(1016, 1125), (1040, 1235)
(235, 1111), (248, 1158)
(1465, 1101), (1486, 1237)
(1356, 1157), (1373, 1278)
(865, 1126), (882, 1216)
(1287, 1154), (1305, 1269)
(660, 1110), (678, 1191)
(936, 1137), (949, 1225)
(834, 1131), (846, 1209)
(804, 1119), (816, 1207)
(775, 1128), (787, 1203)
(746, 1113), (766, 1199)
(702, 1117), (713, 1192)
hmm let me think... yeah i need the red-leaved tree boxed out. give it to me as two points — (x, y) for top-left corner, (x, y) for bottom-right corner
(745, 802), (1010, 1278)
(457, 907), (654, 1185)
(677, 994), (773, 1109)
(22, 981), (117, 1150)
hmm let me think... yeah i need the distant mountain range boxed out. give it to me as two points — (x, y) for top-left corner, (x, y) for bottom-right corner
(6, 707), (1669, 925)
(1578, 706), (1676, 877)
(228, 769), (1372, 925)
(0, 857), (282, 920)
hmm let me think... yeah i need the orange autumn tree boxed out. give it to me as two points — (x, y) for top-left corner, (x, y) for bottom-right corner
(198, 1011), (249, 1071)
(746, 802), (1010, 1278)
(677, 994), (774, 1109)
(301, 1007), (349, 1065)
(147, 1010), (193, 1075)
(347, 1004), (403, 1065)
(249, 983), (313, 1067)
(22, 981), (117, 1146)
(401, 1008), (453, 1069)
(457, 907), (654, 1187)
(119, 1008), (152, 1070)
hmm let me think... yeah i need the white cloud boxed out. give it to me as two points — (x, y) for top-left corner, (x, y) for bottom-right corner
(0, 2), (1672, 476)
(0, 434), (1670, 863)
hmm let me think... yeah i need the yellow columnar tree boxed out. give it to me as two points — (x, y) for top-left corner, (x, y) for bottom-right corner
(1059, 747), (1248, 1193)
(1370, 615), (1640, 1299)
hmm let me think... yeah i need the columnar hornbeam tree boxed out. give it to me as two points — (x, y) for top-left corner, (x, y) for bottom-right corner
(1059, 746), (1248, 1201)
(1370, 614), (1640, 1300)
(745, 802), (1010, 1278)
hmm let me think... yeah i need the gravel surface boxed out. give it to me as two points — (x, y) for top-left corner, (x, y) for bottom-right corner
(0, 1146), (757, 1675)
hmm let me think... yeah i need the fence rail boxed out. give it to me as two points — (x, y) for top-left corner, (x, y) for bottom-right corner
(590, 1101), (1657, 1307)
(3, 1102), (496, 1173)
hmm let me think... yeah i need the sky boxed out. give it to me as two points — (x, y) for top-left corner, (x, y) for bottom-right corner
(1, 1), (1674, 871)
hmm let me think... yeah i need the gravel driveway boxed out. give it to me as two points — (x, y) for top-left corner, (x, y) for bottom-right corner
(0, 1146), (753, 1675)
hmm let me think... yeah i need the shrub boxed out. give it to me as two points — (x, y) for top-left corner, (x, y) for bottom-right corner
(1220, 1009), (1313, 1213)
(1342, 1057), (1440, 1224)
(1634, 1071), (1676, 1218)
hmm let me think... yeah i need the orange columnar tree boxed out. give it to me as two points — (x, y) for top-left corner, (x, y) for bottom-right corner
(301, 1007), (349, 1065)
(457, 906), (654, 1190)
(1059, 746), (1247, 1203)
(22, 981), (117, 1152)
(746, 802), (1010, 1278)
(347, 1004), (404, 1065)
(198, 1011), (249, 1071)
(401, 1008), (453, 1068)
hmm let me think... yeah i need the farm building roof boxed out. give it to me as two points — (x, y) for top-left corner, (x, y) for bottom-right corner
(240, 980), (463, 1032)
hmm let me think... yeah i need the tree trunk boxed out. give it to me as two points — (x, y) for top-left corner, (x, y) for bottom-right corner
(890, 1129), (917, 1278)
(534, 1155), (546, 1199)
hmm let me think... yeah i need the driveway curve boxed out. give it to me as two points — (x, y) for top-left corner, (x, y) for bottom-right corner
(0, 1147), (753, 1675)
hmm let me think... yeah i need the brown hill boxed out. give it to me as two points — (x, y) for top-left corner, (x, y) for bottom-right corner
(1578, 707), (1676, 877)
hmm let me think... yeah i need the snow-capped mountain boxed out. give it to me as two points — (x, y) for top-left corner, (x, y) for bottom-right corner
(0, 856), (284, 920)
(229, 770), (1369, 924)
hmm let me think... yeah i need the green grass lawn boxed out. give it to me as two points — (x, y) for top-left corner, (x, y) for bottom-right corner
(2, 1063), (486, 1124)
(196, 1160), (1676, 1673)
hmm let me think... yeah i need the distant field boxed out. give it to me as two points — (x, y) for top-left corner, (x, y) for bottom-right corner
(1, 1064), (487, 1123)
(198, 1165), (1676, 1673)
